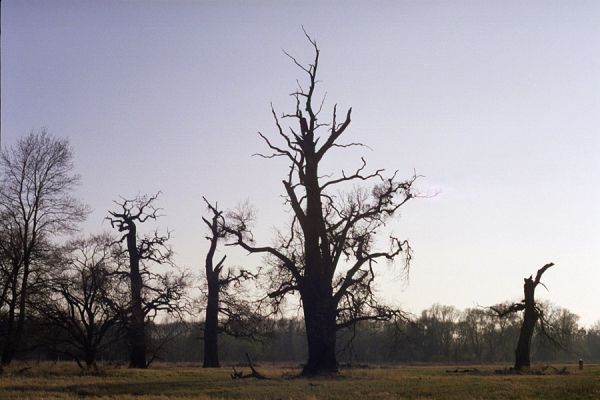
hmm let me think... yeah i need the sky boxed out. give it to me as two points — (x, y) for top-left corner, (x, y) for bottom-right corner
(2, 1), (599, 325)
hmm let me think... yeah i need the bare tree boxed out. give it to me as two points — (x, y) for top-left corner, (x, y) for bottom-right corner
(34, 234), (127, 370)
(224, 33), (417, 376)
(0, 130), (88, 366)
(107, 192), (189, 368)
(201, 197), (262, 368)
(490, 262), (555, 370)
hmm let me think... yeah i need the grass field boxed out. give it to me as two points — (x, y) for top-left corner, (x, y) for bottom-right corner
(1, 362), (599, 399)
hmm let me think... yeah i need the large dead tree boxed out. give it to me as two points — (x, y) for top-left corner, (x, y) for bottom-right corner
(0, 130), (88, 366)
(201, 198), (261, 368)
(490, 262), (555, 370)
(107, 193), (188, 368)
(224, 33), (417, 376)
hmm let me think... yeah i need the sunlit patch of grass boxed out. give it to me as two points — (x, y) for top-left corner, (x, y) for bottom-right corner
(1, 362), (599, 399)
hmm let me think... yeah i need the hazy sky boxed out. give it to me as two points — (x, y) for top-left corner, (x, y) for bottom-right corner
(2, 1), (599, 325)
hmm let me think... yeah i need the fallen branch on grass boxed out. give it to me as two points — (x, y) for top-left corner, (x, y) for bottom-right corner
(445, 368), (480, 374)
(16, 366), (32, 375)
(230, 353), (268, 380)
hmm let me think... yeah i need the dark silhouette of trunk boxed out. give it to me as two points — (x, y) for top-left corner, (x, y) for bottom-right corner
(1, 262), (20, 366)
(12, 259), (30, 356)
(201, 199), (226, 368)
(125, 223), (147, 369)
(84, 350), (98, 370)
(203, 274), (220, 367)
(299, 151), (338, 375)
(1, 317), (16, 365)
(301, 285), (338, 375)
(514, 276), (539, 370)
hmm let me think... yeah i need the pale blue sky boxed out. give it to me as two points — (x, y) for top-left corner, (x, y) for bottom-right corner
(2, 1), (599, 325)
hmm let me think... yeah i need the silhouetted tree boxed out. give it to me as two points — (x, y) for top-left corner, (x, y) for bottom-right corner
(224, 32), (417, 376)
(201, 198), (261, 368)
(34, 234), (127, 370)
(107, 192), (189, 368)
(0, 130), (88, 366)
(491, 262), (555, 370)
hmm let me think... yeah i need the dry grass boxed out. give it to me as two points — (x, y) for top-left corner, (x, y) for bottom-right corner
(1, 362), (599, 399)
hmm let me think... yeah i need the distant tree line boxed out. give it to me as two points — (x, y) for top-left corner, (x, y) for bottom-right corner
(8, 303), (600, 366)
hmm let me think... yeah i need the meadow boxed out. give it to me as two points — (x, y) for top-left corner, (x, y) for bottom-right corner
(1, 362), (599, 400)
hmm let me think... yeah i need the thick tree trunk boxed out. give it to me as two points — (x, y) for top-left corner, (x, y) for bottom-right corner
(514, 277), (538, 370)
(301, 285), (338, 376)
(128, 314), (146, 368)
(84, 350), (97, 371)
(127, 227), (147, 369)
(299, 151), (338, 376)
(203, 276), (220, 368)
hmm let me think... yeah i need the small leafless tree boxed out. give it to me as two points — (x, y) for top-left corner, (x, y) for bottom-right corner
(34, 234), (127, 370)
(224, 32), (418, 376)
(107, 192), (190, 368)
(201, 198), (263, 368)
(490, 262), (555, 370)
(0, 130), (88, 366)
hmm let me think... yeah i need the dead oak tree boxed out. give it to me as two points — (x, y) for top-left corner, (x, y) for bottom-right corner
(201, 198), (261, 368)
(107, 192), (188, 368)
(224, 32), (417, 376)
(490, 262), (555, 370)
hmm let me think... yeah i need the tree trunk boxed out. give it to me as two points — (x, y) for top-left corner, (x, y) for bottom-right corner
(298, 148), (338, 376)
(128, 314), (146, 368)
(203, 275), (220, 368)
(0, 334), (15, 366)
(84, 350), (97, 371)
(514, 277), (538, 370)
(0, 280), (18, 366)
(0, 347), (13, 366)
(1, 261), (28, 366)
(127, 227), (147, 369)
(12, 263), (29, 356)
(301, 284), (338, 376)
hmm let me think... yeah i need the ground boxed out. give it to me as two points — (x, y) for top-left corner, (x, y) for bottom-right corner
(1, 362), (599, 399)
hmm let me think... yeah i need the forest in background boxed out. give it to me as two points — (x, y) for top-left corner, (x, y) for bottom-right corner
(15, 303), (600, 366)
